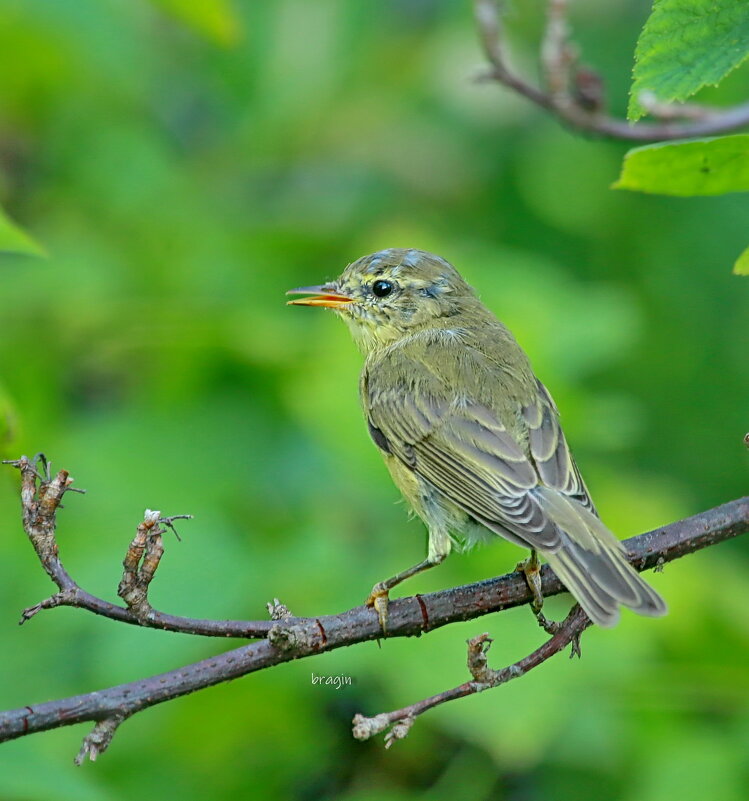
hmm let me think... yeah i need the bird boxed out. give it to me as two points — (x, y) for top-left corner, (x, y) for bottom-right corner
(287, 248), (667, 632)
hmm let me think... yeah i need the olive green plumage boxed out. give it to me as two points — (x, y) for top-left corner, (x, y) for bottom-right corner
(291, 248), (667, 627)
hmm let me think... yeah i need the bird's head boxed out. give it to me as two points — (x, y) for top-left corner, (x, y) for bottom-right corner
(287, 248), (477, 352)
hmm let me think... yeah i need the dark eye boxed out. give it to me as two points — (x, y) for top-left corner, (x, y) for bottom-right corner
(372, 279), (393, 298)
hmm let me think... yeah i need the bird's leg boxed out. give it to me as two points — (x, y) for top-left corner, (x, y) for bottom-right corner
(366, 556), (444, 633)
(517, 549), (560, 635)
(367, 529), (451, 634)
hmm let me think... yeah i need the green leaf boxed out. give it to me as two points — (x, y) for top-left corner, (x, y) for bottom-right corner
(629, 0), (749, 120)
(734, 245), (749, 275)
(149, 0), (241, 46)
(0, 206), (46, 257)
(613, 135), (749, 196)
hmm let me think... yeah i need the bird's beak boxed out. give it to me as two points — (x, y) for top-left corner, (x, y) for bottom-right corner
(286, 285), (355, 309)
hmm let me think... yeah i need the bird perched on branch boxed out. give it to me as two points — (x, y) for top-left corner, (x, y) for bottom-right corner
(288, 249), (666, 632)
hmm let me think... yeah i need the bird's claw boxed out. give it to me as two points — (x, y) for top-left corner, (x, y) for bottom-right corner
(366, 582), (390, 634)
(516, 555), (544, 610)
(517, 554), (560, 636)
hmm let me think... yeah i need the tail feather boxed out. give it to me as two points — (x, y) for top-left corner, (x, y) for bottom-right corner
(534, 486), (667, 628)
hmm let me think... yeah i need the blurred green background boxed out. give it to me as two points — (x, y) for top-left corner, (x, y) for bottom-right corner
(0, 1), (748, 799)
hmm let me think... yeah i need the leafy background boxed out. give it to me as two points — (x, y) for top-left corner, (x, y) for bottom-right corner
(0, 1), (747, 799)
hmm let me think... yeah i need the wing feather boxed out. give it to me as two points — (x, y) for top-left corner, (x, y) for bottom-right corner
(525, 382), (595, 511)
(365, 359), (578, 552)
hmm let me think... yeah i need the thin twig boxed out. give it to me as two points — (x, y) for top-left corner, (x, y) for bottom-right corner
(637, 91), (716, 122)
(541, 0), (573, 102)
(117, 509), (167, 620)
(74, 717), (127, 765)
(5, 457), (275, 638)
(352, 605), (590, 747)
(472, 0), (749, 142)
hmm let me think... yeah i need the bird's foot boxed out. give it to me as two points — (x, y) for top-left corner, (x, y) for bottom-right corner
(516, 552), (544, 607)
(516, 553), (560, 636)
(366, 582), (390, 635)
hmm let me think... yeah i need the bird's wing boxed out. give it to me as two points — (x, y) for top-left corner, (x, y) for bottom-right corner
(521, 380), (596, 514)
(364, 348), (594, 552)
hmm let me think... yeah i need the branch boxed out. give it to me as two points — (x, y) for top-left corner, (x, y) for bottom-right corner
(473, 0), (749, 142)
(353, 605), (589, 747)
(3, 455), (275, 639)
(0, 452), (746, 760)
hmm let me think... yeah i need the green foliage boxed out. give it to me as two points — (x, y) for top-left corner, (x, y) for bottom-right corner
(0, 205), (45, 257)
(0, 1), (747, 799)
(623, 1), (749, 273)
(148, 0), (241, 46)
(629, 0), (749, 120)
(614, 135), (749, 196)
(735, 245), (749, 275)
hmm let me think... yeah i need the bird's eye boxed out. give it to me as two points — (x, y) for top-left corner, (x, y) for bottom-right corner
(372, 279), (393, 298)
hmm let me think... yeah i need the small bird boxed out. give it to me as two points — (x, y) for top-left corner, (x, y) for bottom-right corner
(288, 249), (666, 631)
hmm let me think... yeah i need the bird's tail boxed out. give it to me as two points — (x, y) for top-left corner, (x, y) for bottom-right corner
(534, 486), (667, 628)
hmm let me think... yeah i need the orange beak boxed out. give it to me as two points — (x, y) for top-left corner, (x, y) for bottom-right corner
(286, 285), (355, 309)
